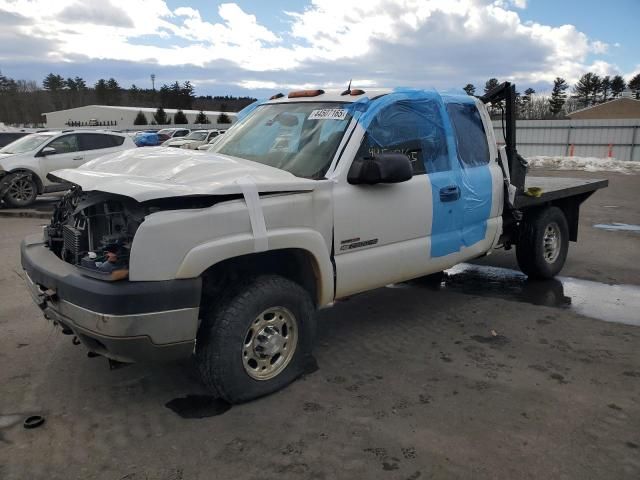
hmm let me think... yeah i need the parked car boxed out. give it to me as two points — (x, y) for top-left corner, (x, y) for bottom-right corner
(163, 130), (221, 149)
(196, 131), (226, 150)
(156, 128), (190, 143)
(133, 132), (161, 147)
(0, 130), (135, 207)
(0, 131), (30, 148)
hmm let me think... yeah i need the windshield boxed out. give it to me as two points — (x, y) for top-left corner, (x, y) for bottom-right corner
(0, 133), (52, 154)
(212, 102), (352, 179)
(185, 131), (208, 141)
(157, 129), (173, 135)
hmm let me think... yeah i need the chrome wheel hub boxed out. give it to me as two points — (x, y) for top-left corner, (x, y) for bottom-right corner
(242, 307), (298, 380)
(543, 222), (561, 263)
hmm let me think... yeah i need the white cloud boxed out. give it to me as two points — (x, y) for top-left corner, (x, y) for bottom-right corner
(0, 0), (621, 91)
(590, 40), (609, 54)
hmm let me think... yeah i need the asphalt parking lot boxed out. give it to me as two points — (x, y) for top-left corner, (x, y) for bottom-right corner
(1, 170), (639, 480)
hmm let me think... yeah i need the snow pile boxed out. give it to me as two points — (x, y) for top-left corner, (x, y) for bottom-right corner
(527, 156), (640, 174)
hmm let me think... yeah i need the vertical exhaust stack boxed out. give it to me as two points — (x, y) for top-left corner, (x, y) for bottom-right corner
(481, 81), (527, 193)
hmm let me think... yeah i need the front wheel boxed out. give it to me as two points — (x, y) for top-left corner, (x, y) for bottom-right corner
(516, 206), (569, 279)
(3, 173), (38, 207)
(196, 275), (316, 404)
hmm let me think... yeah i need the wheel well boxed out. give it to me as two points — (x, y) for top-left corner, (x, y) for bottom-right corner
(10, 168), (43, 194)
(514, 192), (593, 244)
(200, 248), (320, 308)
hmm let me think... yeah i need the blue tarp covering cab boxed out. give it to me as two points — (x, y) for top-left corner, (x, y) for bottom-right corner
(357, 89), (494, 258)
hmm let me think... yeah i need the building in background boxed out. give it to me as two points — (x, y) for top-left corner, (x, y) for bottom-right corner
(567, 97), (640, 120)
(42, 105), (237, 129)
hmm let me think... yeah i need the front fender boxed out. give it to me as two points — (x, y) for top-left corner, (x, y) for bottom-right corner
(174, 228), (334, 305)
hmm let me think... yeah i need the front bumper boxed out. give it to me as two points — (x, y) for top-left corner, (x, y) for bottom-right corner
(21, 233), (202, 363)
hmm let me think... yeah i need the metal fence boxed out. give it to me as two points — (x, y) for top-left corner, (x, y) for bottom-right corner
(492, 119), (640, 161)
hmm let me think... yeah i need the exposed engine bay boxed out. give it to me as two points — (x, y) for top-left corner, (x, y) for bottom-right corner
(42, 185), (234, 280)
(44, 187), (145, 280)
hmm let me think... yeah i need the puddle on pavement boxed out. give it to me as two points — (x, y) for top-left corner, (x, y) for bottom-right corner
(593, 223), (640, 233)
(412, 263), (640, 326)
(165, 395), (231, 418)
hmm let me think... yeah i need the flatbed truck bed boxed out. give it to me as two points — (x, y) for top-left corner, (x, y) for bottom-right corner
(515, 176), (609, 209)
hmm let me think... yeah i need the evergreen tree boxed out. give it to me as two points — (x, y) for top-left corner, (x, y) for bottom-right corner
(629, 73), (640, 99)
(133, 110), (148, 125)
(610, 75), (626, 98)
(484, 78), (500, 94)
(0, 71), (17, 92)
(463, 83), (476, 96)
(174, 109), (188, 124)
(42, 73), (64, 91)
(105, 78), (121, 105)
(195, 110), (209, 124)
(217, 113), (232, 124)
(573, 73), (601, 107)
(65, 78), (77, 91)
(74, 77), (87, 91)
(549, 77), (569, 116)
(600, 76), (611, 102)
(182, 81), (195, 109)
(95, 79), (108, 104)
(153, 107), (168, 125)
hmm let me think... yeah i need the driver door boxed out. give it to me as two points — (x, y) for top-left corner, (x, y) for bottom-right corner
(38, 134), (84, 185)
(333, 98), (457, 297)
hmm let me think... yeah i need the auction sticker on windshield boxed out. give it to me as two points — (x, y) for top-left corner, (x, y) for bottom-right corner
(308, 109), (348, 120)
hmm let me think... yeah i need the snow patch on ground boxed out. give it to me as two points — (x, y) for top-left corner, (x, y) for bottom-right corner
(526, 156), (640, 174)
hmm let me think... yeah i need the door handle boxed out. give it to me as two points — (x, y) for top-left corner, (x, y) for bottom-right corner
(439, 185), (460, 202)
(72, 156), (83, 161)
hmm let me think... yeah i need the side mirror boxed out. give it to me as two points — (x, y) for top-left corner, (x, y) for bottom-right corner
(347, 153), (413, 185)
(40, 146), (57, 156)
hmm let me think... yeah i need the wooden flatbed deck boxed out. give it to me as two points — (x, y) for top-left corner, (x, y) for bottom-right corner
(515, 176), (609, 209)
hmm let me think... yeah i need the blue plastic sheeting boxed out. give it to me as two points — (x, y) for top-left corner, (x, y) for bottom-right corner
(357, 89), (493, 257)
(134, 132), (159, 147)
(443, 95), (493, 251)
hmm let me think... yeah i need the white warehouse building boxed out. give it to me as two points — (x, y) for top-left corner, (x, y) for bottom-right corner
(42, 105), (237, 129)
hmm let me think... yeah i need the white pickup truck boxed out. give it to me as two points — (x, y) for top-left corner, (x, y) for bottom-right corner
(21, 84), (607, 403)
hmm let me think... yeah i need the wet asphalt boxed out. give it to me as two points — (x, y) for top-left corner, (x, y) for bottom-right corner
(0, 169), (639, 479)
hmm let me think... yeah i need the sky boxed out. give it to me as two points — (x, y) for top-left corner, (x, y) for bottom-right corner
(0, 0), (638, 98)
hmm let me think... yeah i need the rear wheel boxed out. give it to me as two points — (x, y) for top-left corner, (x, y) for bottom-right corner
(516, 206), (569, 279)
(196, 275), (316, 403)
(3, 173), (38, 207)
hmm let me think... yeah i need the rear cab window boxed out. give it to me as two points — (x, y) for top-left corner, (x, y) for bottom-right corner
(446, 102), (490, 167)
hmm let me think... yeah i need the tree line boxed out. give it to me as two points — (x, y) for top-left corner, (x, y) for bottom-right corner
(463, 72), (640, 119)
(2, 69), (639, 125)
(0, 71), (256, 126)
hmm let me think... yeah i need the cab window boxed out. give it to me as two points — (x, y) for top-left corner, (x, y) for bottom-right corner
(446, 102), (490, 167)
(46, 134), (79, 154)
(357, 99), (449, 174)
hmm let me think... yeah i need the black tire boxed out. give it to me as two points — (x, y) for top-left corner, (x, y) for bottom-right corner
(516, 206), (569, 279)
(196, 275), (315, 404)
(3, 173), (38, 207)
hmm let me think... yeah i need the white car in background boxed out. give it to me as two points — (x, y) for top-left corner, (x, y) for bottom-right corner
(0, 130), (135, 207)
(196, 130), (226, 150)
(162, 130), (221, 149)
